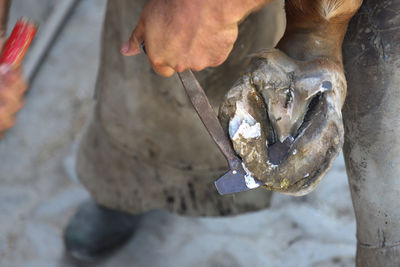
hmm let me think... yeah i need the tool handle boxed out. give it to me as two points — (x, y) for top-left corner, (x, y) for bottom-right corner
(178, 70), (239, 168)
(0, 18), (37, 68)
(140, 43), (239, 168)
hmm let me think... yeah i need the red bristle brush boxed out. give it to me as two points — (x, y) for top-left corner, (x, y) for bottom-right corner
(0, 18), (37, 68)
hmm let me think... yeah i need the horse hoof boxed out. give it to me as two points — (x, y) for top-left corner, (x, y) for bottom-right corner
(219, 49), (346, 196)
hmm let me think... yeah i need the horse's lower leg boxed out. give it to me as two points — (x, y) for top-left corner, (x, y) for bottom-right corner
(343, 0), (400, 265)
(219, 0), (362, 194)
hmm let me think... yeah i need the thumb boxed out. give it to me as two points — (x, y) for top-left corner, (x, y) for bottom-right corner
(121, 20), (144, 56)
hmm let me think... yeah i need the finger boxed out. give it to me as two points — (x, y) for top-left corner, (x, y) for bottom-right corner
(10, 68), (28, 95)
(0, 64), (11, 76)
(121, 20), (145, 56)
(3, 98), (24, 115)
(0, 119), (15, 133)
(152, 63), (175, 77)
(0, 111), (15, 132)
(0, 92), (22, 114)
(17, 79), (28, 95)
(0, 64), (28, 94)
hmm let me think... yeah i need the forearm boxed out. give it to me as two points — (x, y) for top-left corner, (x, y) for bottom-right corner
(278, 0), (362, 64)
(217, 0), (274, 23)
(173, 0), (274, 29)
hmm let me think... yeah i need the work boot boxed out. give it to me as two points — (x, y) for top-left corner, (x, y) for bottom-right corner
(64, 200), (142, 262)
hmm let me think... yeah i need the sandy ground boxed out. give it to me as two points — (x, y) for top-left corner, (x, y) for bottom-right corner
(0, 1), (356, 266)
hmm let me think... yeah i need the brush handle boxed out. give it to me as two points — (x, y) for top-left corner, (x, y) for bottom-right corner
(0, 18), (37, 68)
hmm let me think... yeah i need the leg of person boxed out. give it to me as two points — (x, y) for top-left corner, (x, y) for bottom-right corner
(342, 1), (400, 265)
(64, 0), (284, 261)
(64, 200), (142, 262)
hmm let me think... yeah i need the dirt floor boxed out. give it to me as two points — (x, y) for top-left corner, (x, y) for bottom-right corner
(0, 1), (356, 266)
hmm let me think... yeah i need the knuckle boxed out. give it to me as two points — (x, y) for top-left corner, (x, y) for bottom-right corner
(224, 33), (237, 45)
(175, 64), (187, 73)
(215, 56), (227, 66)
(191, 63), (206, 72)
(220, 26), (238, 45)
(151, 59), (164, 67)
(162, 69), (175, 77)
(209, 54), (228, 67)
(153, 65), (174, 77)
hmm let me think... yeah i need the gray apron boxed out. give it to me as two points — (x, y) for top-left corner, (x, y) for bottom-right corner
(76, 0), (284, 216)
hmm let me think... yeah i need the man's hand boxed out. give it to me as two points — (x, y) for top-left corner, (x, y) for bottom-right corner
(0, 64), (27, 137)
(0, 19), (36, 138)
(121, 0), (269, 77)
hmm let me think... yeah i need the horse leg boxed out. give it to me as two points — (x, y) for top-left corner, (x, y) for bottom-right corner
(219, 0), (362, 195)
(343, 1), (400, 265)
